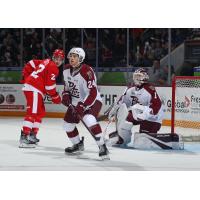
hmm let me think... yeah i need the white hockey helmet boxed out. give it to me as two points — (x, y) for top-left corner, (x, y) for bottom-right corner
(67, 47), (85, 63)
(133, 68), (149, 86)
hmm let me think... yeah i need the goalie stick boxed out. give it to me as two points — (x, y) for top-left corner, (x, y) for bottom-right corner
(98, 87), (129, 121)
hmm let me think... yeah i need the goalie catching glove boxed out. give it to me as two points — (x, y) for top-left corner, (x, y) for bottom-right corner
(131, 103), (152, 121)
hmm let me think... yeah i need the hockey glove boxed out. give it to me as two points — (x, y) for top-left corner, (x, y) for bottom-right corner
(61, 91), (71, 107)
(51, 93), (61, 104)
(131, 104), (152, 121)
(75, 102), (85, 118)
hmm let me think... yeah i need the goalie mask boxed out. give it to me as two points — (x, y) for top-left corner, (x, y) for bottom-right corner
(67, 47), (85, 63)
(133, 68), (149, 86)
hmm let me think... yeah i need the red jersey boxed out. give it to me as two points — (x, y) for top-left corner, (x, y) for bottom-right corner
(22, 59), (59, 97)
(21, 59), (42, 83)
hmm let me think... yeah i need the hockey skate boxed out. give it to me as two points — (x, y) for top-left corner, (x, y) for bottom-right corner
(19, 131), (36, 148)
(107, 131), (125, 147)
(99, 144), (110, 160)
(65, 137), (84, 154)
(29, 132), (40, 144)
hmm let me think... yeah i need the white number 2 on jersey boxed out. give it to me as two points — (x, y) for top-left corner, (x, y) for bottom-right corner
(88, 80), (95, 89)
(51, 74), (56, 80)
(31, 64), (45, 79)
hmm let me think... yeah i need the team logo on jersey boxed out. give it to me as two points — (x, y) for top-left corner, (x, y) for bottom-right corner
(130, 96), (139, 105)
(68, 81), (80, 98)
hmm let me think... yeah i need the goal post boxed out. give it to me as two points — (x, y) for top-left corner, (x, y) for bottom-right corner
(171, 76), (200, 135)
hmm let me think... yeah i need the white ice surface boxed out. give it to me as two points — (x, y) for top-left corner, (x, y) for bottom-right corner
(1, 117), (200, 171)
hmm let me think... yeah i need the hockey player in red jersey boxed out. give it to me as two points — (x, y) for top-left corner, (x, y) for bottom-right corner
(62, 47), (109, 159)
(108, 68), (164, 146)
(19, 49), (65, 148)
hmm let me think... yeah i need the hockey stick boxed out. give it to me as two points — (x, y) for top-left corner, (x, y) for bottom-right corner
(102, 118), (113, 137)
(97, 114), (109, 121)
(69, 104), (108, 142)
(98, 87), (129, 122)
(69, 104), (94, 137)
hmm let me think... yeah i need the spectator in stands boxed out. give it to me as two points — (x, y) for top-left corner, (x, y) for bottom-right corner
(154, 41), (164, 60)
(114, 30), (126, 66)
(148, 60), (162, 84)
(102, 45), (113, 67)
(84, 36), (96, 66)
(158, 65), (175, 86)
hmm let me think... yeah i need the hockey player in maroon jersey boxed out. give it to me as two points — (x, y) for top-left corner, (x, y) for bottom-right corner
(62, 47), (109, 159)
(19, 49), (65, 148)
(108, 68), (164, 146)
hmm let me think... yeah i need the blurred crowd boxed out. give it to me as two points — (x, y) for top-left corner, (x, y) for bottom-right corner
(0, 28), (195, 68)
(1, 28), (200, 86)
(0, 29), (21, 66)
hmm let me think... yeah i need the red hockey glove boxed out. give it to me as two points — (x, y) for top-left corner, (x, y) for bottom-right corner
(61, 91), (71, 107)
(75, 102), (85, 117)
(51, 93), (61, 104)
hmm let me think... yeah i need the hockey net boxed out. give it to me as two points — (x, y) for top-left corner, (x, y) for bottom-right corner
(171, 76), (200, 137)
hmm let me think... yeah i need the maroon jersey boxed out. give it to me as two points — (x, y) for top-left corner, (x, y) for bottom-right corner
(63, 64), (102, 108)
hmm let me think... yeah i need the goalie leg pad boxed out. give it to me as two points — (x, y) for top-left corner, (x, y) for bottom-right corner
(131, 133), (184, 150)
(118, 120), (133, 144)
(116, 103), (129, 127)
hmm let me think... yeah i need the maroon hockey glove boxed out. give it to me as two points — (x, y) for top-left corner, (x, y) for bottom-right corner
(51, 93), (61, 104)
(75, 102), (85, 117)
(62, 91), (71, 107)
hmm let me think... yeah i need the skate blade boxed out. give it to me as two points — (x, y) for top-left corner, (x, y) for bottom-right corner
(65, 151), (84, 156)
(19, 143), (36, 148)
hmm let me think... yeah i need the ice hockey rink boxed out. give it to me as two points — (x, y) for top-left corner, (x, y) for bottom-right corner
(1, 117), (200, 171)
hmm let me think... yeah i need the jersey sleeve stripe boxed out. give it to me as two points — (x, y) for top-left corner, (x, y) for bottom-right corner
(45, 84), (56, 90)
(29, 60), (36, 68)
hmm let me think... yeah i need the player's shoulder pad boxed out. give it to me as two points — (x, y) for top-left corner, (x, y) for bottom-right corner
(80, 64), (95, 80)
(63, 64), (71, 71)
